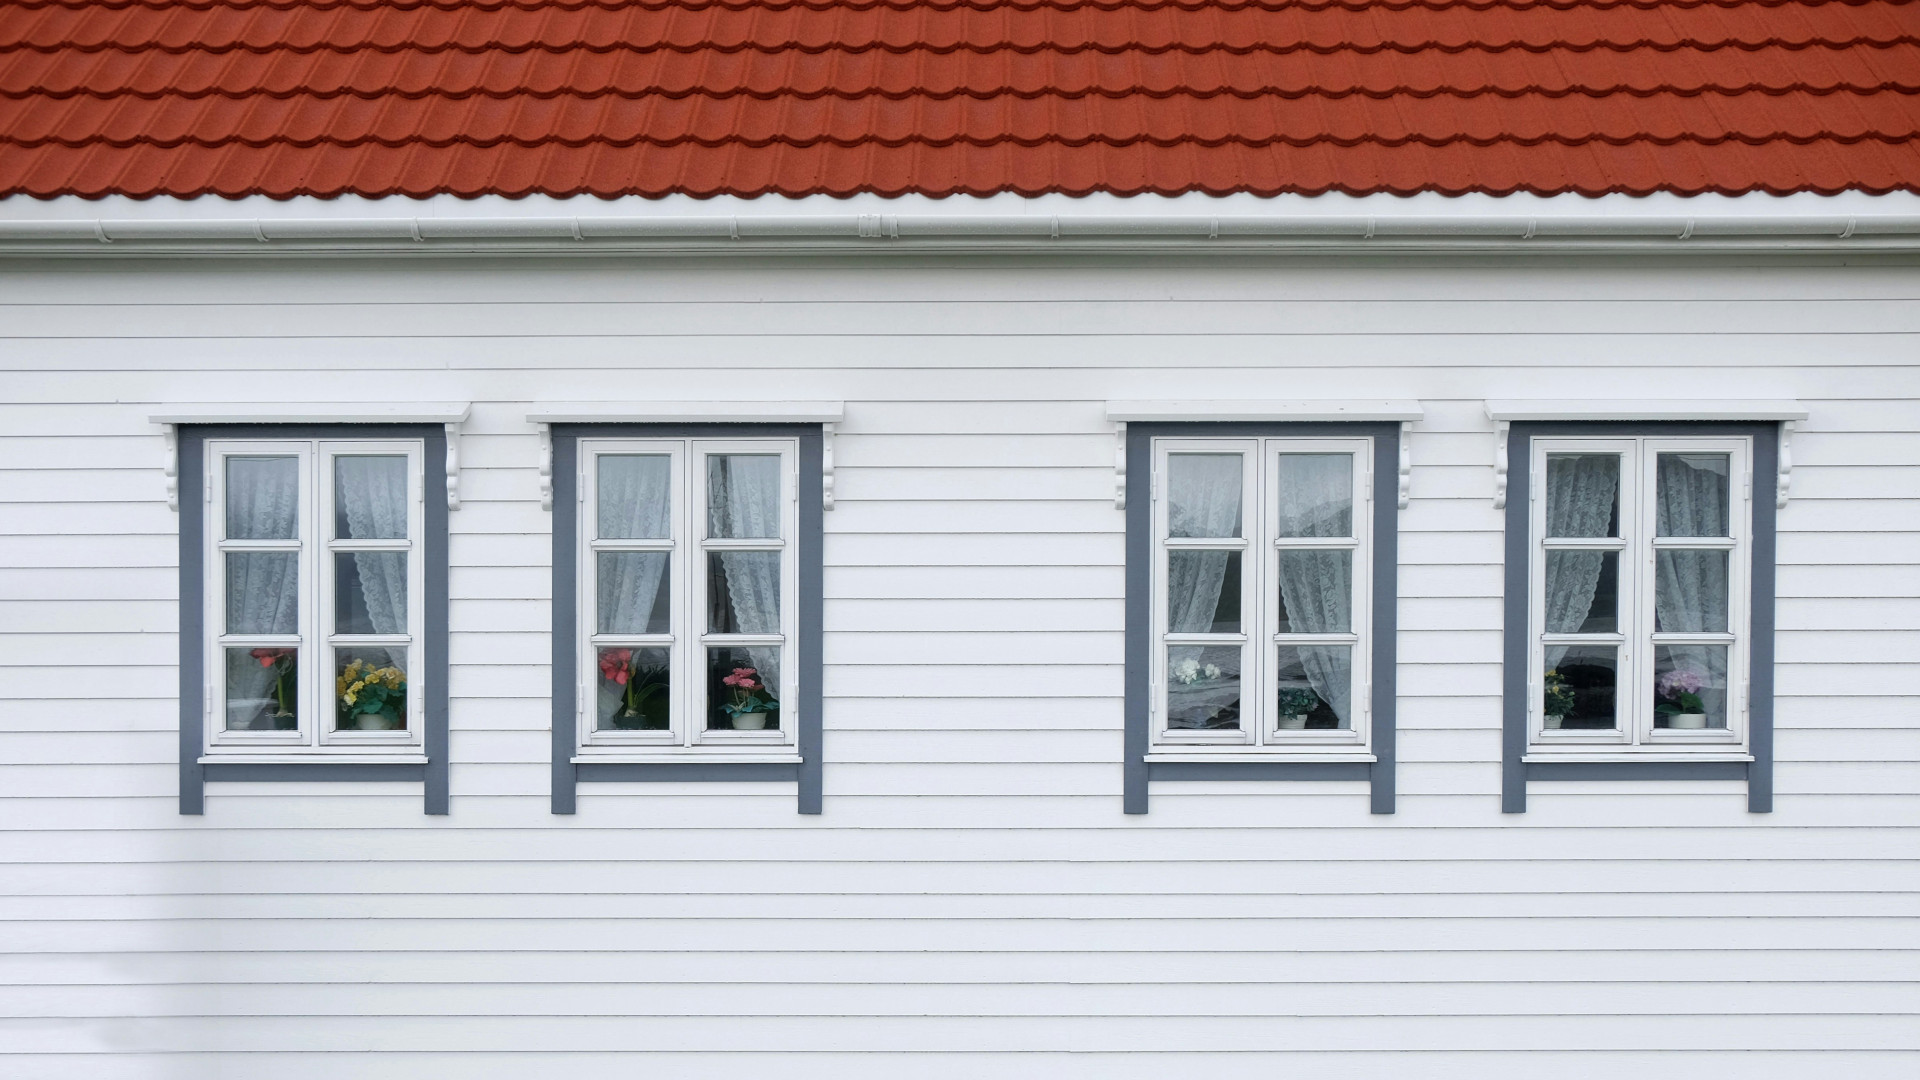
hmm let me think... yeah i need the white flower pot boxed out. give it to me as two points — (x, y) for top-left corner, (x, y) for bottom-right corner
(731, 712), (770, 731)
(1667, 713), (1709, 729)
(1544, 714), (1564, 730)
(1277, 714), (1309, 730)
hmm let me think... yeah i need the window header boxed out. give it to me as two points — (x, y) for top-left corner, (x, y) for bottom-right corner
(1107, 400), (1424, 423)
(527, 402), (844, 424)
(1485, 400), (1807, 422)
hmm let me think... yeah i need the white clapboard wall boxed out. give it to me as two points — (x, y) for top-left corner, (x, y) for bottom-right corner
(0, 254), (1915, 1078)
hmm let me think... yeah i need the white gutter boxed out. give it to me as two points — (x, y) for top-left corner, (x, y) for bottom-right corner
(3, 192), (1918, 255)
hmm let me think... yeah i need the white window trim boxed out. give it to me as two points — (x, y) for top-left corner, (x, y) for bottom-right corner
(1148, 436), (1375, 759)
(575, 437), (800, 759)
(1525, 436), (1751, 757)
(204, 439), (427, 757)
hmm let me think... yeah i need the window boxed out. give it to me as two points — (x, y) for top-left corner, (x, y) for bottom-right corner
(574, 437), (800, 755)
(1151, 437), (1375, 754)
(205, 438), (426, 756)
(1527, 437), (1750, 753)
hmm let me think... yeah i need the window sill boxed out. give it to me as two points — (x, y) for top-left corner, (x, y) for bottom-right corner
(200, 754), (429, 765)
(1148, 752), (1377, 764)
(1522, 752), (1753, 764)
(571, 753), (802, 765)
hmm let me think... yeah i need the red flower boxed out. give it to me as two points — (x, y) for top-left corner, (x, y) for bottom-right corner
(250, 647), (292, 668)
(598, 648), (633, 685)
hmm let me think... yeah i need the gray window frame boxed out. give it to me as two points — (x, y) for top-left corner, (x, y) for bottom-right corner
(176, 424), (451, 815)
(549, 424), (825, 815)
(1124, 422), (1401, 814)
(1501, 421), (1778, 813)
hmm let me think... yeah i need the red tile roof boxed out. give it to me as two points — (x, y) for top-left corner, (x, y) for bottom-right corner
(3, 0), (1918, 199)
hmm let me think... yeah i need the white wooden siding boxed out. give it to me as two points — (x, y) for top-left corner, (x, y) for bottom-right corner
(0, 255), (1915, 1077)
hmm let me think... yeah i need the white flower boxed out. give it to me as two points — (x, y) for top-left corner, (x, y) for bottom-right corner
(1171, 658), (1201, 684)
(1203, 663), (1221, 680)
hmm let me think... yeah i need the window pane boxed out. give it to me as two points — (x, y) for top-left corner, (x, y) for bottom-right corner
(1543, 645), (1617, 729)
(1166, 645), (1240, 730)
(597, 551), (670, 635)
(335, 552), (408, 635)
(708, 552), (781, 634)
(334, 455), (408, 540)
(598, 454), (672, 540)
(596, 646), (670, 731)
(1545, 453), (1620, 538)
(335, 647), (407, 731)
(1655, 645), (1729, 729)
(1167, 454), (1242, 538)
(225, 455), (299, 540)
(1544, 550), (1619, 634)
(1657, 453), (1731, 537)
(1275, 550), (1351, 634)
(1274, 454), (1353, 538)
(1655, 549), (1730, 632)
(226, 552), (298, 635)
(708, 646), (780, 730)
(1274, 644), (1351, 729)
(1168, 550), (1240, 633)
(707, 455), (782, 539)
(225, 647), (297, 731)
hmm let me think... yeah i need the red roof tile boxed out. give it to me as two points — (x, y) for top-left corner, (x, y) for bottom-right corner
(3, 0), (1918, 199)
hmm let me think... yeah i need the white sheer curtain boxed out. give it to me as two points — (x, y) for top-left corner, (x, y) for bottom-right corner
(224, 457), (300, 724)
(1542, 455), (1619, 670)
(710, 456), (783, 682)
(337, 457), (410, 670)
(597, 456), (673, 634)
(1274, 455), (1354, 724)
(1166, 455), (1241, 633)
(1654, 455), (1731, 714)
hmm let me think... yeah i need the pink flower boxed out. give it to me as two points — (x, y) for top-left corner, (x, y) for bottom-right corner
(250, 647), (292, 668)
(722, 667), (760, 691)
(598, 649), (632, 685)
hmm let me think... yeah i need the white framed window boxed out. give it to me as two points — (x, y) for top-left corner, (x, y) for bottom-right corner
(1528, 437), (1750, 754)
(205, 439), (426, 756)
(1150, 436), (1373, 755)
(577, 438), (799, 756)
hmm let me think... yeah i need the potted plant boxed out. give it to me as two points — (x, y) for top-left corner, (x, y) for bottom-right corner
(1542, 668), (1577, 729)
(336, 658), (406, 731)
(1656, 667), (1710, 729)
(1275, 687), (1319, 729)
(721, 667), (778, 730)
(599, 648), (668, 729)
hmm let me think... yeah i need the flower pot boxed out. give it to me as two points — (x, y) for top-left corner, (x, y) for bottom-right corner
(1667, 713), (1709, 729)
(346, 712), (400, 731)
(731, 712), (770, 731)
(1545, 714), (1564, 730)
(1277, 714), (1309, 730)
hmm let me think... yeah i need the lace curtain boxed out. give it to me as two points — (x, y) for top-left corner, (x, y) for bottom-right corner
(1166, 455), (1241, 634)
(709, 456), (783, 682)
(1273, 455), (1354, 724)
(1542, 455), (1619, 670)
(337, 457), (410, 672)
(597, 456), (673, 634)
(1654, 454), (1731, 702)
(224, 457), (300, 723)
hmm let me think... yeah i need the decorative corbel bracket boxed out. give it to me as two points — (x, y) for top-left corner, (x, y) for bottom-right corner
(537, 423), (554, 512)
(162, 424), (179, 512)
(822, 422), (836, 510)
(1492, 419), (1512, 509)
(444, 422), (462, 511)
(1398, 421), (1412, 509)
(1777, 420), (1794, 509)
(1113, 421), (1128, 510)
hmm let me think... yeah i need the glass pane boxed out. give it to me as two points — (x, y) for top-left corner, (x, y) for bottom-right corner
(335, 647), (408, 731)
(1275, 550), (1352, 633)
(1543, 645), (1617, 729)
(335, 552), (408, 635)
(1545, 453), (1620, 538)
(1274, 644), (1351, 729)
(1167, 453), (1242, 538)
(226, 552), (298, 635)
(598, 454), (672, 540)
(707, 455), (782, 539)
(225, 455), (299, 540)
(1167, 550), (1240, 633)
(1543, 551), (1618, 634)
(334, 455), (408, 540)
(1655, 645), (1729, 729)
(1166, 644), (1241, 730)
(1657, 453), (1732, 537)
(597, 552), (670, 635)
(597, 646), (670, 731)
(708, 647), (780, 730)
(708, 552), (781, 634)
(1655, 549), (1730, 632)
(1274, 454), (1353, 538)
(225, 647), (297, 731)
